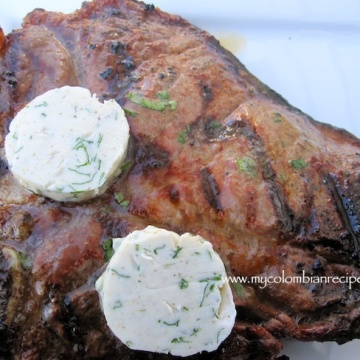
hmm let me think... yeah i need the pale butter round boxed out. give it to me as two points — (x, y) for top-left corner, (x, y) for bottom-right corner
(96, 226), (236, 357)
(5, 86), (130, 202)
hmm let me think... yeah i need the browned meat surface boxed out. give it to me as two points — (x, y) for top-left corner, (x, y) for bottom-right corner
(1, 0), (360, 359)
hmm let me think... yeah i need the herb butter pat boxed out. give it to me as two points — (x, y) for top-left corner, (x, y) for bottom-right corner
(96, 226), (236, 357)
(5, 86), (130, 202)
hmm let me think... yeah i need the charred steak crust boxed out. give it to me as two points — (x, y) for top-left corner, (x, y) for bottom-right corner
(1, 0), (360, 358)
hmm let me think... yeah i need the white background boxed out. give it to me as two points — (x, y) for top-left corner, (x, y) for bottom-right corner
(1, 1), (360, 359)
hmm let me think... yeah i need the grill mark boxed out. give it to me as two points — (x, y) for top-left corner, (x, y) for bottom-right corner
(0, 158), (9, 177)
(0, 250), (13, 357)
(204, 118), (226, 140)
(200, 167), (223, 214)
(133, 142), (169, 174)
(267, 185), (294, 234)
(326, 174), (360, 257)
(198, 80), (213, 103)
(223, 117), (294, 234)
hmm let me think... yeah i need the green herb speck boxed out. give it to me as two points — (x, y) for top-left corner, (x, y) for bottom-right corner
(110, 268), (131, 278)
(14, 146), (24, 153)
(200, 282), (211, 307)
(157, 91), (170, 100)
(236, 157), (257, 177)
(103, 239), (114, 261)
(123, 108), (138, 117)
(168, 100), (178, 110)
(97, 133), (103, 147)
(34, 101), (48, 107)
(179, 278), (189, 289)
(217, 328), (225, 343)
(114, 193), (130, 208)
(290, 159), (309, 169)
(120, 161), (132, 172)
(68, 168), (91, 177)
(178, 131), (187, 144)
(172, 246), (183, 258)
(171, 337), (190, 344)
(120, 200), (130, 209)
(71, 171), (97, 185)
(177, 125), (191, 144)
(113, 300), (123, 309)
(154, 244), (166, 255)
(212, 308), (219, 319)
(18, 251), (31, 270)
(190, 328), (200, 336)
(163, 319), (180, 327)
(128, 92), (177, 111)
(199, 274), (222, 282)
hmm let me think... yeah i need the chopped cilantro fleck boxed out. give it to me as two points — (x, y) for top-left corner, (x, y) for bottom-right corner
(128, 91), (177, 111)
(236, 157), (257, 177)
(103, 239), (115, 261)
(141, 97), (166, 111)
(114, 192), (130, 208)
(123, 108), (138, 117)
(177, 125), (191, 144)
(120, 161), (132, 172)
(290, 159), (309, 169)
(119, 200), (130, 209)
(178, 131), (187, 144)
(157, 91), (170, 100)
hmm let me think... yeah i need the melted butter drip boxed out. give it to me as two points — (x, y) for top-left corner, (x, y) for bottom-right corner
(216, 32), (246, 54)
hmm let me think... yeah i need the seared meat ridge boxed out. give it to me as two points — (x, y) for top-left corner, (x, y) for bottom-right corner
(1, 0), (360, 358)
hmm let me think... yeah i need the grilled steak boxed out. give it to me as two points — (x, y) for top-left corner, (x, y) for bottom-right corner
(1, 0), (360, 359)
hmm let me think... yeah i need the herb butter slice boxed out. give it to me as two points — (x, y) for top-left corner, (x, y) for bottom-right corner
(5, 86), (130, 202)
(96, 226), (236, 357)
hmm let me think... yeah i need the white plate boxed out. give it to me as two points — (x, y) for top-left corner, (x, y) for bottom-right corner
(1, 1), (360, 359)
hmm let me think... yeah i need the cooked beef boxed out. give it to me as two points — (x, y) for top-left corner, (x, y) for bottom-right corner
(1, 0), (360, 359)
